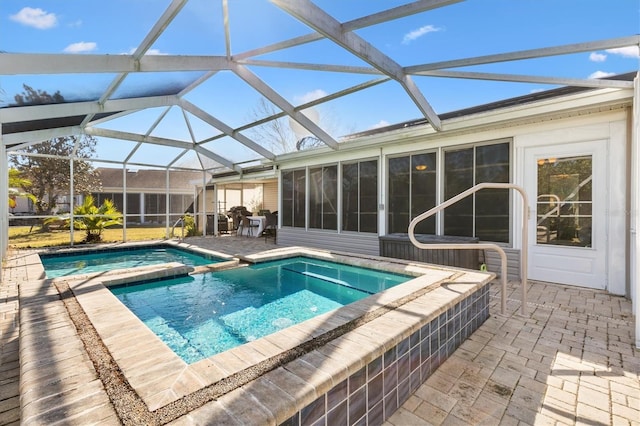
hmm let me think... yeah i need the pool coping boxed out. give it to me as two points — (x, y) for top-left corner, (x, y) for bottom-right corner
(20, 241), (495, 424)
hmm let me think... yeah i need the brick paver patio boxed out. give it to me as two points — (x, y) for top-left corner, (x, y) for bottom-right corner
(1, 236), (638, 425)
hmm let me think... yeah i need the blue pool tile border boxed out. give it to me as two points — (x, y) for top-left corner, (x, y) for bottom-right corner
(279, 284), (491, 426)
(38, 243), (223, 262)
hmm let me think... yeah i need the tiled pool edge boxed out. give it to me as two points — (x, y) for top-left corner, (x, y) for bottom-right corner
(279, 282), (491, 425)
(175, 272), (493, 425)
(67, 249), (465, 412)
(17, 244), (494, 425)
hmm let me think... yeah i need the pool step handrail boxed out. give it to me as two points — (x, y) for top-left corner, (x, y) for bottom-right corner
(407, 183), (529, 316)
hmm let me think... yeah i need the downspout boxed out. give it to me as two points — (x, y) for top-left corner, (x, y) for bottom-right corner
(632, 73), (640, 348)
(378, 147), (385, 238)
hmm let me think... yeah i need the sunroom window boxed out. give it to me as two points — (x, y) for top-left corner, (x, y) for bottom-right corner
(281, 169), (306, 228)
(342, 160), (378, 233)
(444, 142), (510, 243)
(388, 152), (437, 234)
(309, 165), (337, 230)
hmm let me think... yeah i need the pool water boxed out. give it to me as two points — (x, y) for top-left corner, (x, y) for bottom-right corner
(40, 245), (221, 278)
(111, 257), (410, 363)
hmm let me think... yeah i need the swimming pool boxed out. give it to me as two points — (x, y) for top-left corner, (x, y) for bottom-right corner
(34, 244), (494, 423)
(40, 244), (225, 278)
(110, 257), (410, 363)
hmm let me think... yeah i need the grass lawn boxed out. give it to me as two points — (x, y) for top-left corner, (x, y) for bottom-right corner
(8, 226), (171, 249)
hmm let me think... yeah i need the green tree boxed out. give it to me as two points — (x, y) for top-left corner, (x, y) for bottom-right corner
(9, 85), (102, 214)
(69, 195), (122, 243)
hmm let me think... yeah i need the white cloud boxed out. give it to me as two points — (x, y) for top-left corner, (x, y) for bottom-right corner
(146, 49), (168, 56)
(63, 42), (97, 54)
(10, 7), (57, 29)
(371, 120), (390, 129)
(296, 89), (328, 104)
(589, 52), (607, 62)
(126, 47), (169, 55)
(402, 25), (441, 44)
(606, 46), (640, 58)
(588, 70), (616, 79)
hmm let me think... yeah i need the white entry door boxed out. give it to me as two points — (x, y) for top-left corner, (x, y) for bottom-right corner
(524, 141), (607, 289)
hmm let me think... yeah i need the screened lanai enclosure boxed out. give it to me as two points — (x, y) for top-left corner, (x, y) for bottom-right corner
(1, 1), (640, 344)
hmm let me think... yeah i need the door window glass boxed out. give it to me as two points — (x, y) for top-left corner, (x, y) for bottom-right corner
(536, 155), (592, 247)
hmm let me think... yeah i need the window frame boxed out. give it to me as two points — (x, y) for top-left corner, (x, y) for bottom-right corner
(386, 150), (438, 235)
(309, 164), (338, 231)
(441, 140), (512, 243)
(342, 158), (379, 234)
(385, 139), (512, 244)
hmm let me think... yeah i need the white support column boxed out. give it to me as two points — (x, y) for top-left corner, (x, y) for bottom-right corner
(69, 159), (75, 246)
(139, 193), (145, 224)
(1, 126), (8, 277)
(202, 173), (207, 236)
(213, 181), (219, 236)
(122, 166), (128, 242)
(632, 73), (640, 348)
(165, 169), (170, 239)
(193, 185), (198, 235)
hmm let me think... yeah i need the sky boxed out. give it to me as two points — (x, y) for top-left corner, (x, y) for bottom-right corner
(1, 0), (639, 170)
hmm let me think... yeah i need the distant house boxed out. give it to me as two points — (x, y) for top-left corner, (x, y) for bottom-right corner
(91, 168), (201, 225)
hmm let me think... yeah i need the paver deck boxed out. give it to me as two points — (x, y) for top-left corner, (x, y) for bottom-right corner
(1, 235), (638, 425)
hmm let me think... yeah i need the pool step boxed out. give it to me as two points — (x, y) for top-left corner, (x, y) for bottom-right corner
(219, 290), (341, 342)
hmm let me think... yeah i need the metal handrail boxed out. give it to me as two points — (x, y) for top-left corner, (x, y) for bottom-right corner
(408, 183), (529, 315)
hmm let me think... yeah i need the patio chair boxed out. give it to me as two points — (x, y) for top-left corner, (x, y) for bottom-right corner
(263, 212), (277, 243)
(239, 215), (259, 237)
(232, 214), (242, 235)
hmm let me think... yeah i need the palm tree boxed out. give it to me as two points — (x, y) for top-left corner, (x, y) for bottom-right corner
(8, 168), (36, 211)
(71, 195), (122, 243)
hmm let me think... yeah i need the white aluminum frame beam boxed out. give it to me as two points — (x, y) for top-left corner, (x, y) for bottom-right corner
(180, 100), (276, 160)
(3, 127), (85, 146)
(99, 0), (188, 105)
(232, 63), (340, 149)
(272, 0), (442, 131)
(0, 96), (179, 124)
(406, 35), (640, 73)
(414, 70), (635, 89)
(235, 0), (464, 60)
(84, 127), (239, 172)
(0, 53), (233, 75)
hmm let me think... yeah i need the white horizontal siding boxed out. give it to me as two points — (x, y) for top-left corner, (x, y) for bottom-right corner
(277, 228), (522, 278)
(277, 228), (380, 256)
(262, 181), (279, 213)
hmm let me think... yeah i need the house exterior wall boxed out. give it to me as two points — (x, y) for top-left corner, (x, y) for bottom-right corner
(513, 111), (628, 295)
(263, 180), (279, 213)
(277, 228), (380, 257)
(275, 100), (630, 294)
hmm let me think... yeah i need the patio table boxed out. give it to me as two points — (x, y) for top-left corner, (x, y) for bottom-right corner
(239, 216), (266, 237)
